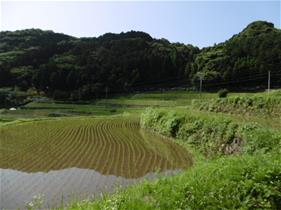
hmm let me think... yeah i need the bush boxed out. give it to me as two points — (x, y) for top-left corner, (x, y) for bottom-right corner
(141, 108), (183, 137)
(192, 96), (281, 116)
(218, 89), (229, 98)
(141, 108), (281, 157)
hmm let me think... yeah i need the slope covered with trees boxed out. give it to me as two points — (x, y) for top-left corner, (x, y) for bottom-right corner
(191, 21), (281, 89)
(0, 21), (280, 101)
(0, 29), (198, 100)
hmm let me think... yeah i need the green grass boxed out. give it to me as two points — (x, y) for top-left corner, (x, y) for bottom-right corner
(0, 101), (143, 122)
(141, 108), (281, 157)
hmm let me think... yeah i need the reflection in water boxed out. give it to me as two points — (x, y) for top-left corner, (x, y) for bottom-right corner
(1, 167), (179, 209)
(0, 117), (192, 209)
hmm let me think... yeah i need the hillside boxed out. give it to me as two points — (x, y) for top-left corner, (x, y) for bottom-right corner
(192, 21), (281, 89)
(0, 21), (280, 102)
(0, 29), (199, 100)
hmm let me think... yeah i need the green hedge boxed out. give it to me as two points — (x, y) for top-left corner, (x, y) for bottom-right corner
(192, 96), (281, 116)
(141, 108), (281, 157)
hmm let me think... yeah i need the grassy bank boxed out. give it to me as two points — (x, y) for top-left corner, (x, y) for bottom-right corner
(141, 108), (281, 157)
(65, 153), (281, 210)
(192, 90), (281, 117)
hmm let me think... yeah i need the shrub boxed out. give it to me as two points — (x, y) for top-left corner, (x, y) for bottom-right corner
(193, 96), (281, 116)
(218, 89), (229, 98)
(162, 113), (183, 137)
(141, 109), (281, 157)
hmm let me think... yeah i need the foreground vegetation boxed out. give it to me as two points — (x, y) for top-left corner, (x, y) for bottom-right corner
(68, 153), (280, 210)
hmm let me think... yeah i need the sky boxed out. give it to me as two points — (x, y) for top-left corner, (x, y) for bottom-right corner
(0, 0), (280, 48)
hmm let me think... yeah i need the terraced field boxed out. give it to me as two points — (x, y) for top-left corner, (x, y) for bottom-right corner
(0, 116), (192, 178)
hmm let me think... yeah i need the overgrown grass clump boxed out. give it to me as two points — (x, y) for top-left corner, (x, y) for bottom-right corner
(141, 108), (281, 157)
(67, 153), (281, 210)
(192, 95), (281, 116)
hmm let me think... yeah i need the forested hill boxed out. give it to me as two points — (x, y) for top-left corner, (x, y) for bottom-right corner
(192, 21), (281, 89)
(0, 29), (199, 99)
(0, 20), (280, 100)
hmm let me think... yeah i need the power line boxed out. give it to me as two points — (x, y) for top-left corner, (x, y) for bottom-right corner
(203, 73), (281, 88)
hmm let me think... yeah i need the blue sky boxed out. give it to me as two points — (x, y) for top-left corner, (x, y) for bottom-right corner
(1, 1), (280, 48)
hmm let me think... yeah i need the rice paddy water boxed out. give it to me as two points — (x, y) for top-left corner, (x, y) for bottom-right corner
(0, 116), (192, 209)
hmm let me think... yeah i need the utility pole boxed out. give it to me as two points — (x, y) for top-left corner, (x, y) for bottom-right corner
(199, 75), (204, 93)
(105, 86), (109, 98)
(268, 70), (271, 95)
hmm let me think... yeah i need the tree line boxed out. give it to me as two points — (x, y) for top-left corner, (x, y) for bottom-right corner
(0, 21), (280, 100)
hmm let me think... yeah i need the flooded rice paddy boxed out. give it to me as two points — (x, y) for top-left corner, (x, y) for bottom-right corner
(0, 117), (192, 209)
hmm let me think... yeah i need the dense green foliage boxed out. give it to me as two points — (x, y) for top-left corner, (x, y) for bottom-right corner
(0, 29), (198, 100)
(0, 21), (280, 102)
(191, 21), (281, 89)
(0, 88), (32, 107)
(141, 108), (281, 157)
(193, 91), (281, 116)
